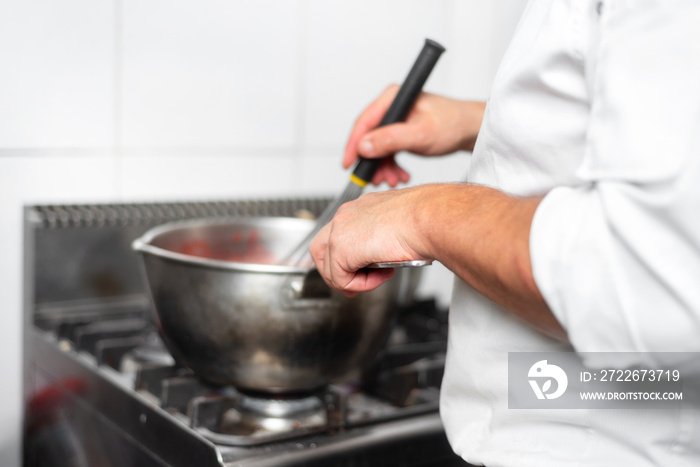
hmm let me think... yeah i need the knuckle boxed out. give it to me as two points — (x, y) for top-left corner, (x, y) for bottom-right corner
(361, 192), (378, 202)
(335, 200), (357, 217)
(413, 127), (429, 145)
(335, 202), (348, 214)
(309, 240), (320, 257)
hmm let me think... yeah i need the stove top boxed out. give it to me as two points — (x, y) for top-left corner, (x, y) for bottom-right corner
(23, 199), (467, 467)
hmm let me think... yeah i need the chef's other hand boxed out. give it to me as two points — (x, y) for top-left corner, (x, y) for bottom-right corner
(309, 188), (428, 297)
(343, 84), (486, 187)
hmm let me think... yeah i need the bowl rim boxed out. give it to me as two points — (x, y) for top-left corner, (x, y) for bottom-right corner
(131, 217), (314, 274)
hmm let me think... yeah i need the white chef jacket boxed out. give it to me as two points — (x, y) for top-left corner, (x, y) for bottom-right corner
(440, 0), (700, 466)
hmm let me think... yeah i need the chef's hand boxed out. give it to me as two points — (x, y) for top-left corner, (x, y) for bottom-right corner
(309, 188), (429, 296)
(344, 84), (486, 187)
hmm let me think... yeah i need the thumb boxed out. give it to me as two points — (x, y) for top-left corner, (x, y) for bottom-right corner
(344, 268), (396, 294)
(358, 123), (428, 158)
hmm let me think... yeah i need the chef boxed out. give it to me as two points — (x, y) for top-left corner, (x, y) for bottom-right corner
(310, 1), (700, 465)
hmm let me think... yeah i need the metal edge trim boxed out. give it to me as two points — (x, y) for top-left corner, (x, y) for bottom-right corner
(132, 217), (313, 274)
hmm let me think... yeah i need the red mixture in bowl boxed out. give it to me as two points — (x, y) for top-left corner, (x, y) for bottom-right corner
(176, 229), (278, 265)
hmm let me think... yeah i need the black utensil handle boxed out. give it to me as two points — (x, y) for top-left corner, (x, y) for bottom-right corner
(351, 38), (446, 185)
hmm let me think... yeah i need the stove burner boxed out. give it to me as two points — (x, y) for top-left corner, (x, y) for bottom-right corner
(238, 392), (325, 418)
(219, 393), (326, 437)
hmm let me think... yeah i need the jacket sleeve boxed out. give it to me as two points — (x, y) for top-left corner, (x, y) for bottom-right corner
(529, 0), (700, 369)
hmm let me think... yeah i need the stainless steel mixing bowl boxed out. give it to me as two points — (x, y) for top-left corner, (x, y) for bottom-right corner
(132, 217), (404, 393)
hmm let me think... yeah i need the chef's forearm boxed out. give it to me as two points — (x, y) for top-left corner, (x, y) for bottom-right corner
(413, 183), (568, 342)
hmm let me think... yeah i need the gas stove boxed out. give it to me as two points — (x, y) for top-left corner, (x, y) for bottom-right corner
(23, 200), (467, 467)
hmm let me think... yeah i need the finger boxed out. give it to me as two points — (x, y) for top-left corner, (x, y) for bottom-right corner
(371, 158), (394, 186)
(344, 268), (395, 294)
(327, 246), (355, 295)
(371, 157), (409, 187)
(358, 120), (430, 159)
(326, 242), (398, 295)
(309, 223), (329, 268)
(371, 167), (384, 186)
(383, 164), (400, 188)
(343, 85), (400, 169)
(386, 157), (411, 185)
(310, 223), (335, 288)
(322, 225), (336, 289)
(322, 227), (364, 296)
(396, 163), (411, 184)
(384, 158), (406, 187)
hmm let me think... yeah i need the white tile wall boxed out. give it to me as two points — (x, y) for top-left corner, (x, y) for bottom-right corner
(0, 1), (527, 465)
(0, 1), (115, 148)
(121, 0), (300, 148)
(118, 147), (298, 201)
(302, 0), (452, 148)
(298, 145), (349, 195)
(448, 2), (494, 100)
